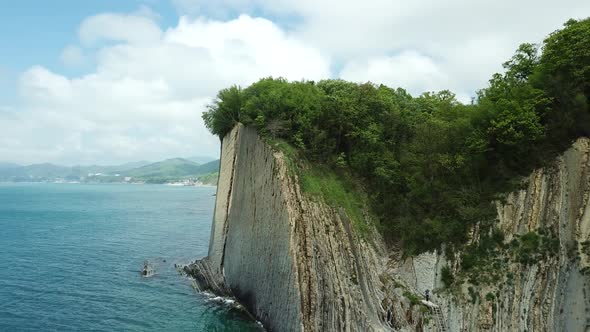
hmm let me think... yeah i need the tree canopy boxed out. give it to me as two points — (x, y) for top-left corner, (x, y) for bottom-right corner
(203, 18), (590, 255)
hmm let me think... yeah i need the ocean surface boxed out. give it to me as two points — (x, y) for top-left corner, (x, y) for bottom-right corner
(0, 183), (262, 331)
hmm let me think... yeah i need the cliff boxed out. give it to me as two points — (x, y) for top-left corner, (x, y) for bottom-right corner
(398, 137), (590, 331)
(186, 124), (395, 331)
(187, 123), (590, 331)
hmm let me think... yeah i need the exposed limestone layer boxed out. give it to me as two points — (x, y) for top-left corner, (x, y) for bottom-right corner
(187, 124), (300, 332)
(398, 138), (590, 332)
(188, 123), (590, 331)
(186, 124), (399, 331)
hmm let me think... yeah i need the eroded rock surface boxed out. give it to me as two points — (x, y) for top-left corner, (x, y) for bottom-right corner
(186, 124), (396, 331)
(398, 138), (590, 331)
(187, 124), (590, 332)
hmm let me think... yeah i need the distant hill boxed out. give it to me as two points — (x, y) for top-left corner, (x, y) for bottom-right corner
(124, 158), (202, 178)
(0, 163), (21, 175)
(114, 161), (152, 170)
(0, 158), (220, 184)
(194, 159), (220, 174)
(0, 162), (20, 169)
(0, 161), (153, 179)
(121, 158), (220, 184)
(18, 163), (71, 178)
(70, 161), (151, 176)
(187, 155), (217, 164)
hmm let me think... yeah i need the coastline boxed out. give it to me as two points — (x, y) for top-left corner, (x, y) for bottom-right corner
(0, 181), (217, 187)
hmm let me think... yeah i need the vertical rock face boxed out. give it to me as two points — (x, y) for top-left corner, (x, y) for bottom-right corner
(494, 138), (590, 332)
(398, 138), (590, 332)
(190, 124), (301, 332)
(186, 124), (393, 332)
(188, 124), (590, 332)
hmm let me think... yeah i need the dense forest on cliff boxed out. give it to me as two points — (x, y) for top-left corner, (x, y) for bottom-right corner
(203, 18), (590, 255)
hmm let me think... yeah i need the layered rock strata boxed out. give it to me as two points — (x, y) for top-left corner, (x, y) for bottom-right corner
(185, 124), (393, 331)
(398, 138), (590, 331)
(187, 123), (590, 332)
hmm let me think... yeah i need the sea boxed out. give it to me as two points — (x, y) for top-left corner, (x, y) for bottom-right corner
(0, 183), (262, 331)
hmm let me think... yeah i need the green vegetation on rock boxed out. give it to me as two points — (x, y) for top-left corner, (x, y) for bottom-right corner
(300, 166), (369, 235)
(440, 266), (454, 288)
(267, 137), (371, 235)
(203, 18), (590, 255)
(403, 291), (421, 306)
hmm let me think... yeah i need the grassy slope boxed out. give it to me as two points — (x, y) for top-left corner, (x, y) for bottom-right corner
(300, 166), (370, 235)
(268, 138), (370, 235)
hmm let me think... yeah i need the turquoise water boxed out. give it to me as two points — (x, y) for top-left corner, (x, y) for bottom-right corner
(0, 183), (261, 331)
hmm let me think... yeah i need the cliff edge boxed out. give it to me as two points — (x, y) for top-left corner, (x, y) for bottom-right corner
(187, 123), (590, 331)
(186, 124), (395, 331)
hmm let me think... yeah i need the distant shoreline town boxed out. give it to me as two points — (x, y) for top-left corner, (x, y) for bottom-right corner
(0, 157), (219, 186)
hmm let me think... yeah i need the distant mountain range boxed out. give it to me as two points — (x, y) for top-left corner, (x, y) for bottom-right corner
(123, 158), (220, 180)
(0, 158), (220, 185)
(187, 155), (218, 164)
(0, 162), (21, 169)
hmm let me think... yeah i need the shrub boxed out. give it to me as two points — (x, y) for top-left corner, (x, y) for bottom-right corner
(485, 292), (496, 301)
(403, 291), (421, 306)
(441, 266), (454, 287)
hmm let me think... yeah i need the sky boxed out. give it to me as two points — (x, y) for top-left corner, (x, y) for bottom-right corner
(0, 0), (589, 165)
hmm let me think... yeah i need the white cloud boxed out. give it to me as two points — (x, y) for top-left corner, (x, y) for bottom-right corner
(1, 11), (330, 165)
(340, 52), (450, 94)
(78, 13), (163, 46)
(173, 0), (590, 98)
(60, 45), (85, 67)
(2, 1), (590, 164)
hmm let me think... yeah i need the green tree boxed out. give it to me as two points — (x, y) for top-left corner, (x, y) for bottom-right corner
(201, 17), (590, 256)
(537, 18), (590, 141)
(202, 85), (243, 138)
